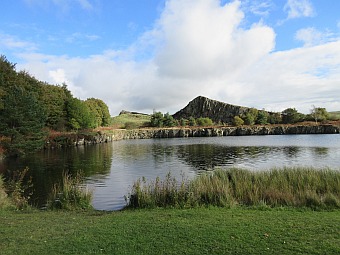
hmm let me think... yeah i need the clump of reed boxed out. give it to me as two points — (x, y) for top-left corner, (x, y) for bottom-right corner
(0, 175), (13, 210)
(47, 172), (93, 210)
(125, 167), (340, 209)
(0, 167), (33, 210)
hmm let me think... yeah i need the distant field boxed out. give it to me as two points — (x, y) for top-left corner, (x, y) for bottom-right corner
(111, 112), (151, 129)
(329, 111), (340, 120)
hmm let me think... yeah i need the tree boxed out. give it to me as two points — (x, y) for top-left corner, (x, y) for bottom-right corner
(196, 117), (213, 126)
(256, 111), (269, 125)
(150, 112), (164, 127)
(268, 112), (282, 124)
(163, 113), (176, 127)
(310, 105), (328, 124)
(233, 116), (244, 126)
(0, 86), (47, 157)
(66, 97), (96, 130)
(281, 108), (302, 124)
(243, 108), (258, 125)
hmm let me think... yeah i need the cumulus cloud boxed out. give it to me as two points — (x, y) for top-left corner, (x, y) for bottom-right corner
(16, 0), (340, 115)
(284, 0), (315, 19)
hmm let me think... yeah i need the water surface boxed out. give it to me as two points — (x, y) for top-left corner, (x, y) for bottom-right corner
(1, 134), (339, 210)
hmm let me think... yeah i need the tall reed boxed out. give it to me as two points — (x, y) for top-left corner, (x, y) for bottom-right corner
(125, 167), (340, 209)
(47, 172), (93, 210)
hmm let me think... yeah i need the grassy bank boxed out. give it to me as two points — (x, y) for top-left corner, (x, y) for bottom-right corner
(127, 167), (340, 210)
(1, 207), (339, 255)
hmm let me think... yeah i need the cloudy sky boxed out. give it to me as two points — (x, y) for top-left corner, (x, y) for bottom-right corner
(1, 0), (339, 115)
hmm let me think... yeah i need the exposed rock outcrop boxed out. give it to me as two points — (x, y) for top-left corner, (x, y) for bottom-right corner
(46, 125), (339, 148)
(173, 96), (255, 124)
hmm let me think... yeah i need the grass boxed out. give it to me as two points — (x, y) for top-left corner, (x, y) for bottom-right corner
(328, 111), (340, 121)
(0, 207), (339, 254)
(47, 172), (93, 210)
(111, 112), (151, 129)
(126, 167), (340, 209)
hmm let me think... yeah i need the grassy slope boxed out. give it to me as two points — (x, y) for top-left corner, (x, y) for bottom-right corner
(110, 113), (151, 129)
(1, 208), (339, 255)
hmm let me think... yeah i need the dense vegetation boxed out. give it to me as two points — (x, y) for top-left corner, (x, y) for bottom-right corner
(126, 167), (340, 210)
(0, 55), (111, 157)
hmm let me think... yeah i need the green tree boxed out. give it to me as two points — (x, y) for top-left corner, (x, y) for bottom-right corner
(196, 117), (214, 126)
(244, 108), (258, 125)
(163, 113), (176, 127)
(188, 117), (196, 126)
(66, 97), (96, 130)
(233, 116), (244, 126)
(256, 111), (269, 125)
(310, 105), (328, 123)
(281, 108), (302, 124)
(268, 112), (282, 124)
(150, 112), (164, 127)
(0, 86), (47, 157)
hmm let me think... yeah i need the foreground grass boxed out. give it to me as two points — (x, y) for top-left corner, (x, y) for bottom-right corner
(0, 207), (339, 255)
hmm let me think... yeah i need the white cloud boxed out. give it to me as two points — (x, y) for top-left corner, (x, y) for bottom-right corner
(242, 0), (273, 16)
(14, 0), (340, 115)
(284, 0), (315, 19)
(0, 33), (37, 51)
(295, 27), (338, 47)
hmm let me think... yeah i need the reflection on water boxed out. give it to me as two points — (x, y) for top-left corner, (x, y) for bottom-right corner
(0, 134), (339, 210)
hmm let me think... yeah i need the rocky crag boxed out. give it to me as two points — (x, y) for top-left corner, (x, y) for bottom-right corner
(173, 96), (270, 124)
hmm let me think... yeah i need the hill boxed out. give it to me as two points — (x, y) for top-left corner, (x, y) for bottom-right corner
(173, 96), (267, 124)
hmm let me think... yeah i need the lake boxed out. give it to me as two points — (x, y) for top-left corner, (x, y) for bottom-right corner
(1, 134), (339, 210)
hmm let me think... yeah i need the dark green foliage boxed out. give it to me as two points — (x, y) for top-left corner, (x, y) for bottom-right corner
(66, 97), (96, 130)
(85, 98), (111, 127)
(0, 86), (47, 157)
(0, 56), (111, 139)
(256, 110), (269, 125)
(281, 108), (304, 124)
(163, 112), (176, 127)
(268, 112), (282, 124)
(150, 111), (165, 127)
(188, 116), (196, 126)
(243, 108), (258, 125)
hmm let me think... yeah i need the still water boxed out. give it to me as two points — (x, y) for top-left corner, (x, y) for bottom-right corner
(1, 134), (340, 210)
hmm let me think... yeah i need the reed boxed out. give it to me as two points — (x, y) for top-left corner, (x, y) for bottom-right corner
(47, 172), (93, 210)
(0, 175), (13, 210)
(126, 167), (340, 209)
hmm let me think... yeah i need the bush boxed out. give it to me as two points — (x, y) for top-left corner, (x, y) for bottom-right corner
(196, 117), (214, 126)
(233, 116), (244, 126)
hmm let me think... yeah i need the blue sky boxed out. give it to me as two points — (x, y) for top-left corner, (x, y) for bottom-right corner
(1, 0), (340, 115)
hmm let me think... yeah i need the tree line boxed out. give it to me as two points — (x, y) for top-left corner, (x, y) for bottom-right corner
(0, 55), (111, 157)
(150, 106), (331, 128)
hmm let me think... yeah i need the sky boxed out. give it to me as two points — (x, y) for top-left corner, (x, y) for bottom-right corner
(1, 0), (340, 115)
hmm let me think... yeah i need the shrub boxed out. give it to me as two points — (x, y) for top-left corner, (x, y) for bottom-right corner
(233, 116), (244, 126)
(196, 117), (214, 126)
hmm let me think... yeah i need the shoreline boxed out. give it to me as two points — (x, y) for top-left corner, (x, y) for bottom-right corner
(45, 123), (340, 148)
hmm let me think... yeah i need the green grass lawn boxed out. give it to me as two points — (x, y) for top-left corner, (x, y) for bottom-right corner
(1, 207), (339, 255)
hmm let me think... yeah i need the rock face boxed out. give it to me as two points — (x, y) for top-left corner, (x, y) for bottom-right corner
(173, 96), (251, 124)
(46, 125), (340, 148)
